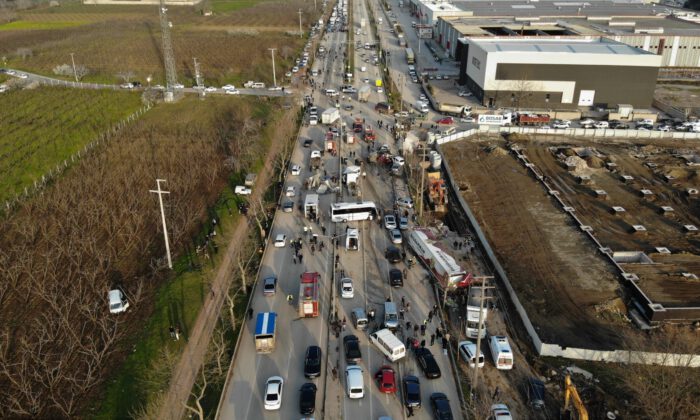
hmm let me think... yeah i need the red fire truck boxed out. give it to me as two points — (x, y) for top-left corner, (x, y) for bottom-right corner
(299, 272), (320, 318)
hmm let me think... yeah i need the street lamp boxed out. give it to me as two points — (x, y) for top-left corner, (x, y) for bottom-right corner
(146, 75), (152, 88)
(269, 48), (277, 87)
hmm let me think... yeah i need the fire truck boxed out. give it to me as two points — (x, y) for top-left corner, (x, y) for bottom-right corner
(299, 272), (320, 317)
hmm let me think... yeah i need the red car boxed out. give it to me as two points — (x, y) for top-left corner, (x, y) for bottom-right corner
(437, 117), (454, 125)
(374, 366), (397, 394)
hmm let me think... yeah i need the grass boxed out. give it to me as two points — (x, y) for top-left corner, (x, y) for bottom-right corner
(209, 0), (266, 14)
(0, 87), (142, 203)
(0, 20), (87, 31)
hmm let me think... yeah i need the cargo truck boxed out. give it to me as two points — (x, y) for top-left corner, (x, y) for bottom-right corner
(407, 229), (467, 288)
(299, 272), (320, 317)
(358, 85), (371, 102)
(322, 108), (340, 124)
(255, 312), (277, 353)
(437, 103), (471, 117)
(518, 113), (551, 126)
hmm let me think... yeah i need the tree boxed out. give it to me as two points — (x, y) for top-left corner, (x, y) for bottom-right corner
(74, 65), (90, 81)
(117, 70), (135, 83)
(16, 48), (32, 60)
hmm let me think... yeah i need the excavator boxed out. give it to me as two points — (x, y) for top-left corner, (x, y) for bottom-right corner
(562, 374), (588, 420)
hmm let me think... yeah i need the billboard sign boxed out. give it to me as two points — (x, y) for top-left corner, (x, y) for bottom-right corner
(417, 24), (433, 39)
(477, 114), (505, 126)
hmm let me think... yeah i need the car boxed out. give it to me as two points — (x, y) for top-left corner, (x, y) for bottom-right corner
(411, 76), (419, 83)
(419, 94), (428, 102)
(344, 335), (362, 363)
(491, 403), (513, 420)
(224, 89), (240, 95)
(578, 118), (596, 126)
(399, 216), (409, 230)
(304, 346), (322, 378)
(204, 86), (217, 92)
(274, 234), (287, 248)
(377, 87), (384, 94)
(293, 66), (300, 73)
(396, 197), (414, 208)
(108, 289), (129, 314)
(431, 393), (454, 420)
(286, 186), (296, 197)
(120, 83), (134, 89)
(340, 277), (354, 298)
(285, 71), (292, 77)
(384, 214), (397, 230)
(262, 276), (277, 296)
(17, 73), (28, 79)
(525, 377), (546, 410)
(309, 106), (318, 115)
(310, 150), (321, 159)
(363, 78), (370, 83)
(264, 376), (284, 410)
(437, 117), (454, 125)
(345, 366), (364, 399)
(414, 347), (441, 379)
(389, 268), (403, 287)
(282, 200), (294, 213)
(393, 156), (405, 166)
(291, 164), (301, 176)
(402, 375), (421, 408)
(458, 90), (473, 97)
(390, 229), (402, 244)
(299, 382), (317, 415)
(551, 120), (571, 129)
(309, 115), (318, 125)
(458, 340), (485, 368)
(234, 185), (252, 195)
(460, 117), (476, 123)
(385, 246), (402, 263)
(343, 104), (354, 111)
(395, 111), (409, 118)
(303, 138), (313, 148)
(374, 366), (397, 394)
(593, 121), (609, 129)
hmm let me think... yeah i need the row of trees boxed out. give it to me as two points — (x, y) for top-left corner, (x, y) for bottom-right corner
(0, 98), (270, 417)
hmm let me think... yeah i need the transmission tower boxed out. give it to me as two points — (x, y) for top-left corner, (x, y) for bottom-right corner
(159, 0), (178, 101)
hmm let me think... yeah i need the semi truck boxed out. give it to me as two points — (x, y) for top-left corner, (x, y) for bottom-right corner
(299, 272), (320, 318)
(407, 229), (467, 288)
(405, 47), (415, 64)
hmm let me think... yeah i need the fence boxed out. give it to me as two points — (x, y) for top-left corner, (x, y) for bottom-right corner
(483, 124), (700, 140)
(3, 105), (152, 214)
(437, 130), (700, 367)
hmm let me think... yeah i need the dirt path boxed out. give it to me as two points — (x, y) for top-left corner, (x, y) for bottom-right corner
(157, 117), (288, 420)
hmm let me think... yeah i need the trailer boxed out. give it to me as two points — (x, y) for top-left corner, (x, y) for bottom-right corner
(407, 229), (466, 288)
(299, 272), (320, 318)
(518, 113), (551, 126)
(255, 312), (277, 353)
(322, 108), (340, 124)
(304, 193), (319, 219)
(358, 85), (371, 102)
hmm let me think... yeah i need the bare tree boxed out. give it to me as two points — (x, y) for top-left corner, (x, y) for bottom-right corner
(182, 369), (207, 420)
(117, 70), (135, 83)
(15, 47), (32, 60)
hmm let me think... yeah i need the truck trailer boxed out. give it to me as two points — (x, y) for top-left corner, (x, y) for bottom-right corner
(407, 229), (467, 288)
(322, 108), (340, 124)
(358, 85), (371, 102)
(299, 272), (320, 317)
(255, 312), (277, 353)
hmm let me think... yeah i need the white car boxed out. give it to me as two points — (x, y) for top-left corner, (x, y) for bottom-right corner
(394, 111), (409, 118)
(396, 197), (413, 209)
(108, 289), (129, 314)
(225, 89), (240, 95)
(204, 86), (217, 92)
(419, 94), (428, 102)
(221, 84), (236, 91)
(384, 214), (397, 230)
(393, 156), (405, 166)
(17, 73), (28, 79)
(593, 121), (609, 129)
(345, 366), (364, 399)
(309, 106), (318, 115)
(579, 118), (596, 126)
(458, 340), (485, 368)
(291, 164), (301, 176)
(274, 234), (287, 248)
(551, 120), (571, 129)
(340, 278), (354, 298)
(264, 376), (284, 410)
(293, 66), (299, 73)
(285, 71), (292, 77)
(377, 87), (384, 94)
(390, 229), (402, 244)
(491, 404), (513, 420)
(309, 115), (318, 125)
(285, 186), (296, 197)
(234, 185), (252, 195)
(310, 150), (321, 159)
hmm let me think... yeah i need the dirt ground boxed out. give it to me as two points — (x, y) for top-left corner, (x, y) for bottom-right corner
(443, 140), (622, 349)
(655, 83), (700, 111)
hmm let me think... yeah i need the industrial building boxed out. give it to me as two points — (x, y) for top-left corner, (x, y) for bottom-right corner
(460, 37), (662, 109)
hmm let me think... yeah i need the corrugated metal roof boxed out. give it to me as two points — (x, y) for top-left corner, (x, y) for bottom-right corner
(471, 37), (651, 54)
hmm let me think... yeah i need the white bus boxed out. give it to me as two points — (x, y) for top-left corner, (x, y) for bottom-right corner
(330, 201), (377, 222)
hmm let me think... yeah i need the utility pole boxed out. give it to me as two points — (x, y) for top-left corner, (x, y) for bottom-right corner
(69, 52), (78, 82)
(150, 179), (173, 269)
(298, 9), (303, 38)
(159, 0), (178, 101)
(268, 48), (277, 87)
(418, 147), (430, 223)
(193, 57), (202, 88)
(470, 279), (495, 399)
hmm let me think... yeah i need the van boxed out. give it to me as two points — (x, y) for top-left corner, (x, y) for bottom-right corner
(325, 89), (338, 97)
(346, 228), (359, 250)
(252, 82), (265, 89)
(345, 366), (364, 399)
(416, 102), (429, 114)
(489, 335), (514, 370)
(351, 307), (368, 330)
(383, 302), (399, 330)
(370, 329), (406, 361)
(458, 340), (485, 368)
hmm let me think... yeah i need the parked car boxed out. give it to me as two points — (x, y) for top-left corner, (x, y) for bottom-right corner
(415, 347), (442, 379)
(304, 345), (322, 378)
(374, 366), (397, 394)
(551, 120), (571, 129)
(389, 268), (403, 287)
(340, 277), (355, 298)
(299, 383), (317, 415)
(274, 234), (287, 248)
(262, 276), (277, 296)
(390, 229), (402, 244)
(431, 392), (454, 420)
(263, 376), (284, 410)
(396, 197), (414, 208)
(437, 117), (454, 125)
(385, 246), (402, 263)
(399, 216), (409, 230)
(384, 214), (397, 230)
(491, 403), (513, 420)
(458, 340), (485, 368)
(291, 164), (301, 175)
(235, 185), (252, 195)
(402, 375), (421, 408)
(108, 289), (129, 314)
(344, 335), (362, 363)
(525, 377), (546, 410)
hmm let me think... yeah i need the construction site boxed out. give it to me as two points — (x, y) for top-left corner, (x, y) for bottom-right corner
(441, 135), (700, 351)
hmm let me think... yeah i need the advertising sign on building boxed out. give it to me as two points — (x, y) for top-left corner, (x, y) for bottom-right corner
(416, 24), (433, 39)
(477, 114), (505, 125)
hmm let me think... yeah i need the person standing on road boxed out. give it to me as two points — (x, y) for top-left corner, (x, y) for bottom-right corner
(299, 253), (304, 264)
(428, 310), (433, 322)
(420, 339), (426, 348)
(430, 333), (436, 346)
(420, 324), (426, 336)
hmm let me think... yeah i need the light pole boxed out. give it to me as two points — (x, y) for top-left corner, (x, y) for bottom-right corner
(69, 52), (78, 82)
(150, 179), (173, 269)
(269, 48), (277, 87)
(146, 75), (152, 89)
(298, 9), (303, 38)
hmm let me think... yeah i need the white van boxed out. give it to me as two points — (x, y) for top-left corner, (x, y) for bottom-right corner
(383, 302), (399, 330)
(346, 228), (359, 250)
(252, 82), (265, 89)
(345, 366), (364, 399)
(325, 89), (339, 97)
(489, 335), (514, 370)
(458, 340), (485, 368)
(370, 329), (406, 362)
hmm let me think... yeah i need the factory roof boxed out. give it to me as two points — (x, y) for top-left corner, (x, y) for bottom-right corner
(468, 37), (653, 55)
(429, 0), (674, 18)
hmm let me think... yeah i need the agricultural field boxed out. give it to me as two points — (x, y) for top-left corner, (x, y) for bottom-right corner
(0, 86), (142, 203)
(0, 0), (317, 85)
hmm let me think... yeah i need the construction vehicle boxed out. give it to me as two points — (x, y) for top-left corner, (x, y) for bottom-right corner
(299, 272), (320, 318)
(364, 126), (376, 142)
(426, 171), (448, 213)
(563, 374), (589, 420)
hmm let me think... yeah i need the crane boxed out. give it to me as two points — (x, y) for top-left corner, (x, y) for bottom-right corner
(563, 374), (589, 420)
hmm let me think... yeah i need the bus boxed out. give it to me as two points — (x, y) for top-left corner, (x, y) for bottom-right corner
(330, 201), (377, 222)
(405, 47), (415, 64)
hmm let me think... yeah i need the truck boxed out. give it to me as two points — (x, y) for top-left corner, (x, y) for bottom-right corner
(465, 284), (492, 339)
(299, 272), (320, 317)
(358, 85), (371, 102)
(255, 312), (277, 353)
(360, 17), (366, 28)
(518, 113), (551, 126)
(346, 227), (359, 250)
(364, 126), (376, 142)
(405, 47), (415, 64)
(477, 112), (513, 126)
(437, 103), (471, 117)
(407, 229), (467, 289)
(310, 150), (322, 170)
(322, 108), (340, 124)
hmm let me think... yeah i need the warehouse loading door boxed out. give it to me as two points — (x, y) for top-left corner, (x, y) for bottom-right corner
(578, 90), (595, 106)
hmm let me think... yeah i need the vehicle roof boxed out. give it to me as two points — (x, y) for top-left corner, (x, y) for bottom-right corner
(255, 312), (277, 334)
(108, 289), (122, 303)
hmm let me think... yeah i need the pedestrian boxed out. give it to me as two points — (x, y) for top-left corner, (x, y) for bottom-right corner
(430, 333), (436, 346)
(407, 406), (414, 417)
(175, 327), (181, 341)
(453, 240), (458, 249)
(399, 308), (405, 320)
(406, 336), (413, 348)
(492, 386), (501, 400)
(413, 324), (419, 335)
(436, 327), (442, 339)
(420, 324), (426, 336)
(442, 337), (448, 349)
(423, 318), (428, 326)
(406, 321), (412, 330)
(428, 310), (433, 322)
(403, 268), (408, 279)
(248, 308), (253, 320)
(401, 296), (406, 307)
(322, 226), (327, 235)
(420, 339), (426, 348)
(299, 253), (303, 264)
(293, 254), (297, 264)
(311, 244), (315, 255)
(406, 302), (411, 312)
(342, 317), (347, 331)
(169, 325), (176, 340)
(445, 332), (451, 342)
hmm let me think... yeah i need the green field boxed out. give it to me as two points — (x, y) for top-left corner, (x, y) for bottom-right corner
(0, 20), (87, 31)
(0, 87), (142, 202)
(209, 0), (265, 13)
